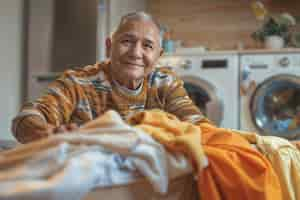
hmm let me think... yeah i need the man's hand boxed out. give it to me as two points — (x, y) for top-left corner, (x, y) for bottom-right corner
(53, 123), (79, 133)
(15, 115), (79, 143)
(27, 123), (79, 142)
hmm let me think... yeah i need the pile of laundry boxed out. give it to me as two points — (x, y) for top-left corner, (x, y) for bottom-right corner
(0, 110), (299, 200)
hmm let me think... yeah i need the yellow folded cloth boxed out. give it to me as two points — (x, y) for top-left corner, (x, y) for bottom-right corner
(128, 109), (208, 171)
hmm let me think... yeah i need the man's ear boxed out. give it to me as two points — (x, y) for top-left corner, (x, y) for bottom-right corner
(105, 38), (112, 58)
(159, 48), (164, 57)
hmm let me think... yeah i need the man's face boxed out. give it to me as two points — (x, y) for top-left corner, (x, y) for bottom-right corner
(107, 20), (162, 82)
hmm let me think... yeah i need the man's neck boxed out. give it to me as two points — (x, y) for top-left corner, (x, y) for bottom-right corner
(111, 73), (143, 90)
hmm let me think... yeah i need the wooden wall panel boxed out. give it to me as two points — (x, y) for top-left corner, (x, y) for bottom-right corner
(147, 0), (300, 50)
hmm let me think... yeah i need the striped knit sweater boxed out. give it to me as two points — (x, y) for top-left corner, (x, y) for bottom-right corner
(12, 61), (207, 143)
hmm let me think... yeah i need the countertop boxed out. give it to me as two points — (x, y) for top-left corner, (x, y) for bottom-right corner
(163, 48), (300, 56)
(34, 48), (300, 80)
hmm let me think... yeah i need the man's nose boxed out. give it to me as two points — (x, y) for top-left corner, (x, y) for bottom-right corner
(129, 42), (143, 58)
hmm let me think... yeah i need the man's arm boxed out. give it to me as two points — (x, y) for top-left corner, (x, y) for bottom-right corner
(12, 114), (54, 143)
(12, 73), (77, 143)
(160, 68), (211, 124)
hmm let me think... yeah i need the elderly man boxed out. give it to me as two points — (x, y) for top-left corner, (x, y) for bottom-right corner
(10, 12), (284, 200)
(12, 12), (208, 143)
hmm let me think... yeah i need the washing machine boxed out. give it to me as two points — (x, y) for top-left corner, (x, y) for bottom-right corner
(158, 52), (239, 129)
(240, 52), (300, 139)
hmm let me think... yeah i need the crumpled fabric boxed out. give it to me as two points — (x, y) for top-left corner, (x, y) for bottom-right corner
(292, 140), (300, 150)
(128, 110), (282, 200)
(0, 110), (193, 200)
(234, 130), (300, 200)
(128, 109), (208, 171)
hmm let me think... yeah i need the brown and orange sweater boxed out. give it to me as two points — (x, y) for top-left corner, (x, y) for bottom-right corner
(12, 61), (208, 143)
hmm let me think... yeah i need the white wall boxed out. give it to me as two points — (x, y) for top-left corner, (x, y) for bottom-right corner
(0, 0), (24, 140)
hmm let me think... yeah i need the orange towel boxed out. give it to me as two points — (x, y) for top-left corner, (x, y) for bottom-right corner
(234, 130), (300, 200)
(129, 110), (282, 200)
(199, 123), (282, 200)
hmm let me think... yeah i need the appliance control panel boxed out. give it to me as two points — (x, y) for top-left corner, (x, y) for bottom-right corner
(157, 55), (236, 70)
(241, 54), (299, 70)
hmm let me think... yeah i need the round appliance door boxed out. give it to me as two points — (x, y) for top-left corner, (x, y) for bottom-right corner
(182, 76), (223, 126)
(250, 74), (300, 139)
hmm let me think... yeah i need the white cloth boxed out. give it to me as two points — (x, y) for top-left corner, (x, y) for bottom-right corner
(0, 111), (192, 200)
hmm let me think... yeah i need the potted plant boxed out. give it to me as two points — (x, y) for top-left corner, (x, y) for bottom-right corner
(251, 2), (296, 49)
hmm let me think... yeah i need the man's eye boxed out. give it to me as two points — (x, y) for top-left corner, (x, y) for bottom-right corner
(121, 39), (131, 44)
(144, 43), (153, 49)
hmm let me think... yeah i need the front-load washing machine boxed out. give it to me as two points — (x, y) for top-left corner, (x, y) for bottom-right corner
(158, 52), (239, 129)
(240, 52), (300, 139)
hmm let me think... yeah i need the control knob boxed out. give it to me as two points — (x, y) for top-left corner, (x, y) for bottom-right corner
(279, 57), (290, 67)
(181, 60), (192, 70)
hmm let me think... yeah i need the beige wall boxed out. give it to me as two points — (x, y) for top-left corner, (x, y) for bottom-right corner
(52, 0), (97, 71)
(0, 0), (24, 140)
(148, 0), (300, 50)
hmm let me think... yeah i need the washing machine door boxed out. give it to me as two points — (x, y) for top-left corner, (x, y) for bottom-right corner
(250, 74), (300, 139)
(182, 76), (223, 126)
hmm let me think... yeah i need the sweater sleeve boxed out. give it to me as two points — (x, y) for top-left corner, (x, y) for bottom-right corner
(12, 71), (77, 142)
(156, 67), (210, 124)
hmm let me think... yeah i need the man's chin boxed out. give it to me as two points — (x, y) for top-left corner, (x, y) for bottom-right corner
(126, 74), (144, 81)
(123, 69), (144, 79)
(124, 64), (144, 70)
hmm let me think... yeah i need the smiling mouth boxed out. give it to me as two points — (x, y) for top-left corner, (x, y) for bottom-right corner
(123, 62), (144, 67)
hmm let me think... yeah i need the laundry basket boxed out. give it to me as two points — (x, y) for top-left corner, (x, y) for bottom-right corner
(84, 174), (198, 200)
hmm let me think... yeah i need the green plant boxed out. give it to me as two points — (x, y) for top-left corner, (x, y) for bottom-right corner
(252, 13), (296, 43)
(292, 32), (300, 47)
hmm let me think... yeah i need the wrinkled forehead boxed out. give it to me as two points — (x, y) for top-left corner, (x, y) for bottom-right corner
(113, 20), (161, 44)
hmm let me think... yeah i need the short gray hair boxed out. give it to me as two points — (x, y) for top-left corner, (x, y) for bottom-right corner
(113, 11), (162, 46)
